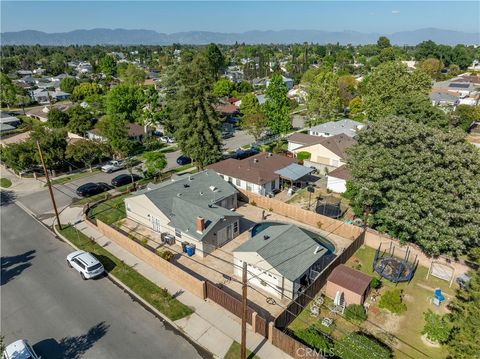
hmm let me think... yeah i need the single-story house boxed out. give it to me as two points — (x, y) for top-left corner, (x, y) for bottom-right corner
(87, 123), (149, 143)
(124, 170), (242, 258)
(429, 92), (459, 107)
(233, 224), (330, 299)
(290, 133), (356, 173)
(325, 265), (371, 305)
(0, 112), (21, 128)
(287, 132), (323, 152)
(308, 119), (364, 138)
(207, 152), (298, 196)
(31, 89), (70, 104)
(326, 165), (351, 193)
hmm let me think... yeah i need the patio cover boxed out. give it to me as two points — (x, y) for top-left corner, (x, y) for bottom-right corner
(275, 163), (314, 181)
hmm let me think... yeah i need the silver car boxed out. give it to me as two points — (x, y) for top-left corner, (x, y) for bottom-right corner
(67, 250), (105, 280)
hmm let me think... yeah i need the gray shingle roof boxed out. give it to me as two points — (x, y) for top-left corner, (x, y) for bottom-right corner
(309, 119), (363, 137)
(234, 224), (328, 281)
(137, 170), (241, 241)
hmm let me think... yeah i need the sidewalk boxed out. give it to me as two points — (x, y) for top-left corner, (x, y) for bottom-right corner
(59, 207), (291, 359)
(0, 165), (44, 193)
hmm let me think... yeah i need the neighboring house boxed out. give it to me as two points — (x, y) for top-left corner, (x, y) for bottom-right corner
(287, 87), (307, 103)
(290, 133), (356, 173)
(326, 165), (351, 193)
(325, 265), (371, 305)
(429, 92), (459, 107)
(308, 119), (364, 138)
(233, 224), (330, 299)
(0, 131), (31, 147)
(234, 94), (266, 108)
(87, 123), (149, 143)
(124, 170), (242, 258)
(31, 89), (70, 104)
(26, 106), (51, 122)
(287, 133), (323, 152)
(265, 75), (294, 91)
(207, 152), (297, 196)
(0, 112), (21, 128)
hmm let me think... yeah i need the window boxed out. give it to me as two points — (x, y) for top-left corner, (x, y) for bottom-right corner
(246, 183), (252, 191)
(228, 177), (232, 183)
(236, 178), (241, 186)
(331, 159), (339, 167)
(175, 229), (182, 238)
(233, 221), (238, 233)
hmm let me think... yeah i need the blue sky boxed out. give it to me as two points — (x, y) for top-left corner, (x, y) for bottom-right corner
(1, 1), (479, 34)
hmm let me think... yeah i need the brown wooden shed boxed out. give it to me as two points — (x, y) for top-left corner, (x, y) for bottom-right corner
(325, 265), (372, 305)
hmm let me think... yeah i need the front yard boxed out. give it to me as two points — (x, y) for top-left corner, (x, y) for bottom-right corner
(88, 194), (128, 224)
(289, 245), (453, 359)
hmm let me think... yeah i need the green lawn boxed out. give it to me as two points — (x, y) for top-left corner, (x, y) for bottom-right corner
(224, 341), (260, 359)
(50, 169), (100, 186)
(0, 177), (12, 188)
(57, 225), (193, 321)
(88, 195), (128, 225)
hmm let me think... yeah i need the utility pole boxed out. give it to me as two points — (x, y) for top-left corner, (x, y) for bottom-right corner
(36, 140), (62, 229)
(241, 261), (247, 359)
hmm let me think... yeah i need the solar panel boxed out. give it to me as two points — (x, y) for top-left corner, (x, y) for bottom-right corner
(449, 83), (470, 89)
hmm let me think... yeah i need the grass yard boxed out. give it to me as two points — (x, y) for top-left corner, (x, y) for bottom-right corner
(88, 194), (128, 225)
(0, 177), (12, 188)
(57, 225), (193, 321)
(289, 245), (453, 359)
(50, 169), (100, 186)
(223, 341), (260, 359)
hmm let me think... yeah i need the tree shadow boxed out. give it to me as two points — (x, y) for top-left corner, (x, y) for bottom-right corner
(0, 190), (16, 206)
(95, 254), (117, 273)
(34, 322), (110, 359)
(1, 250), (36, 285)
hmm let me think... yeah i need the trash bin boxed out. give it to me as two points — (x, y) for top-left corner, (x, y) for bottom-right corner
(185, 245), (195, 257)
(181, 241), (188, 253)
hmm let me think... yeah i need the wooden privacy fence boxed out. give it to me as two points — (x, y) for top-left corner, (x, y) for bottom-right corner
(270, 325), (325, 359)
(275, 230), (365, 330)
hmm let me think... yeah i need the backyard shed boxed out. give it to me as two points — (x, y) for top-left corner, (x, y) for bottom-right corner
(325, 264), (371, 305)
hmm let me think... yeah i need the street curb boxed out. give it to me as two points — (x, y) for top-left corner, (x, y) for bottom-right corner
(53, 224), (215, 359)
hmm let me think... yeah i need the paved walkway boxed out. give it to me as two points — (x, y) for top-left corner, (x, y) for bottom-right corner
(0, 165), (44, 193)
(58, 207), (291, 359)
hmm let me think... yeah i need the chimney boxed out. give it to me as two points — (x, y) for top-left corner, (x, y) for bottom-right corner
(196, 217), (205, 233)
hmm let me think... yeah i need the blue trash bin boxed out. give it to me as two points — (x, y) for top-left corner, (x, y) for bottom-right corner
(186, 245), (194, 257)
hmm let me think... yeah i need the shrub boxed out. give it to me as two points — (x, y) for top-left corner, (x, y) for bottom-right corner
(158, 250), (174, 262)
(422, 310), (451, 343)
(251, 200), (257, 206)
(294, 326), (332, 351)
(142, 136), (165, 151)
(378, 289), (407, 314)
(370, 277), (382, 289)
(334, 332), (392, 359)
(296, 151), (311, 161)
(345, 304), (367, 323)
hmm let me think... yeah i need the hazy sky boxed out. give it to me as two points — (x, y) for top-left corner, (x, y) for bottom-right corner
(1, 1), (479, 34)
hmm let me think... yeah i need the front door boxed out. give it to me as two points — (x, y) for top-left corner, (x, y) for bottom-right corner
(150, 216), (161, 232)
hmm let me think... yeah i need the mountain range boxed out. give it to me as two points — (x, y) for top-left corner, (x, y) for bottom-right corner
(1, 28), (479, 46)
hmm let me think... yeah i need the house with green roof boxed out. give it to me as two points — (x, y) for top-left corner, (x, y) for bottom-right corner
(233, 223), (330, 300)
(124, 170), (242, 257)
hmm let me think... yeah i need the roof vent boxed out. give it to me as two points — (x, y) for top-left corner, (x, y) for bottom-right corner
(183, 184), (190, 188)
(189, 175), (193, 181)
(314, 245), (322, 254)
(177, 193), (182, 197)
(209, 185), (217, 192)
(267, 152), (273, 157)
(199, 191), (203, 196)
(263, 235), (270, 240)
(253, 158), (259, 163)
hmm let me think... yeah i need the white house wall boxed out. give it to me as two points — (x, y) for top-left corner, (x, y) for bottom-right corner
(327, 176), (347, 193)
(218, 174), (279, 196)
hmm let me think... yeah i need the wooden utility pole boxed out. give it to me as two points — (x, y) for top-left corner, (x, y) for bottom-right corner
(36, 140), (62, 229)
(241, 261), (248, 359)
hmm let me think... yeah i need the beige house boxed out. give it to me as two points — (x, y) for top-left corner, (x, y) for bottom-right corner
(233, 224), (332, 300)
(124, 170), (242, 257)
(290, 133), (355, 173)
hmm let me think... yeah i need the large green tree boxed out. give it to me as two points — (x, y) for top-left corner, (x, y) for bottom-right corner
(0, 73), (17, 108)
(165, 53), (222, 169)
(66, 106), (93, 135)
(47, 108), (70, 128)
(450, 105), (480, 132)
(363, 61), (432, 121)
(105, 84), (144, 122)
(205, 43), (225, 80)
(264, 74), (291, 134)
(143, 151), (167, 178)
(306, 70), (341, 126)
(99, 55), (117, 77)
(65, 139), (109, 171)
(444, 269), (480, 358)
(346, 116), (480, 255)
(72, 82), (102, 101)
(59, 77), (78, 93)
(118, 63), (146, 85)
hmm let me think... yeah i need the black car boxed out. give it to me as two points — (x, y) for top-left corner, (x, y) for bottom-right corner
(176, 155), (192, 165)
(111, 174), (141, 187)
(76, 182), (111, 197)
(232, 147), (259, 160)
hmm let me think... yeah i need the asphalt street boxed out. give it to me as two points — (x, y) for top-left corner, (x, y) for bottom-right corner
(0, 201), (210, 359)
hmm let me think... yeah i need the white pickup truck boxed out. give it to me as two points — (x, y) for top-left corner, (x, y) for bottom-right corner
(101, 160), (124, 173)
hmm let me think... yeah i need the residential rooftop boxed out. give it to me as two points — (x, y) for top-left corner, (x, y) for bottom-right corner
(309, 119), (364, 138)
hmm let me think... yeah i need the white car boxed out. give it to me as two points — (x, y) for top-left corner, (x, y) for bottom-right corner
(160, 136), (175, 143)
(67, 250), (105, 280)
(101, 160), (124, 173)
(3, 339), (40, 359)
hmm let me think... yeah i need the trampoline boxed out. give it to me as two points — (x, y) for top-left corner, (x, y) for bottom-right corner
(315, 197), (344, 219)
(373, 242), (418, 283)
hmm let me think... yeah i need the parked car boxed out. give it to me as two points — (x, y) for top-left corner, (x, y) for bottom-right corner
(76, 182), (111, 197)
(3, 339), (40, 359)
(111, 174), (141, 187)
(160, 136), (175, 143)
(176, 155), (192, 165)
(101, 160), (124, 173)
(232, 147), (259, 160)
(66, 250), (105, 280)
